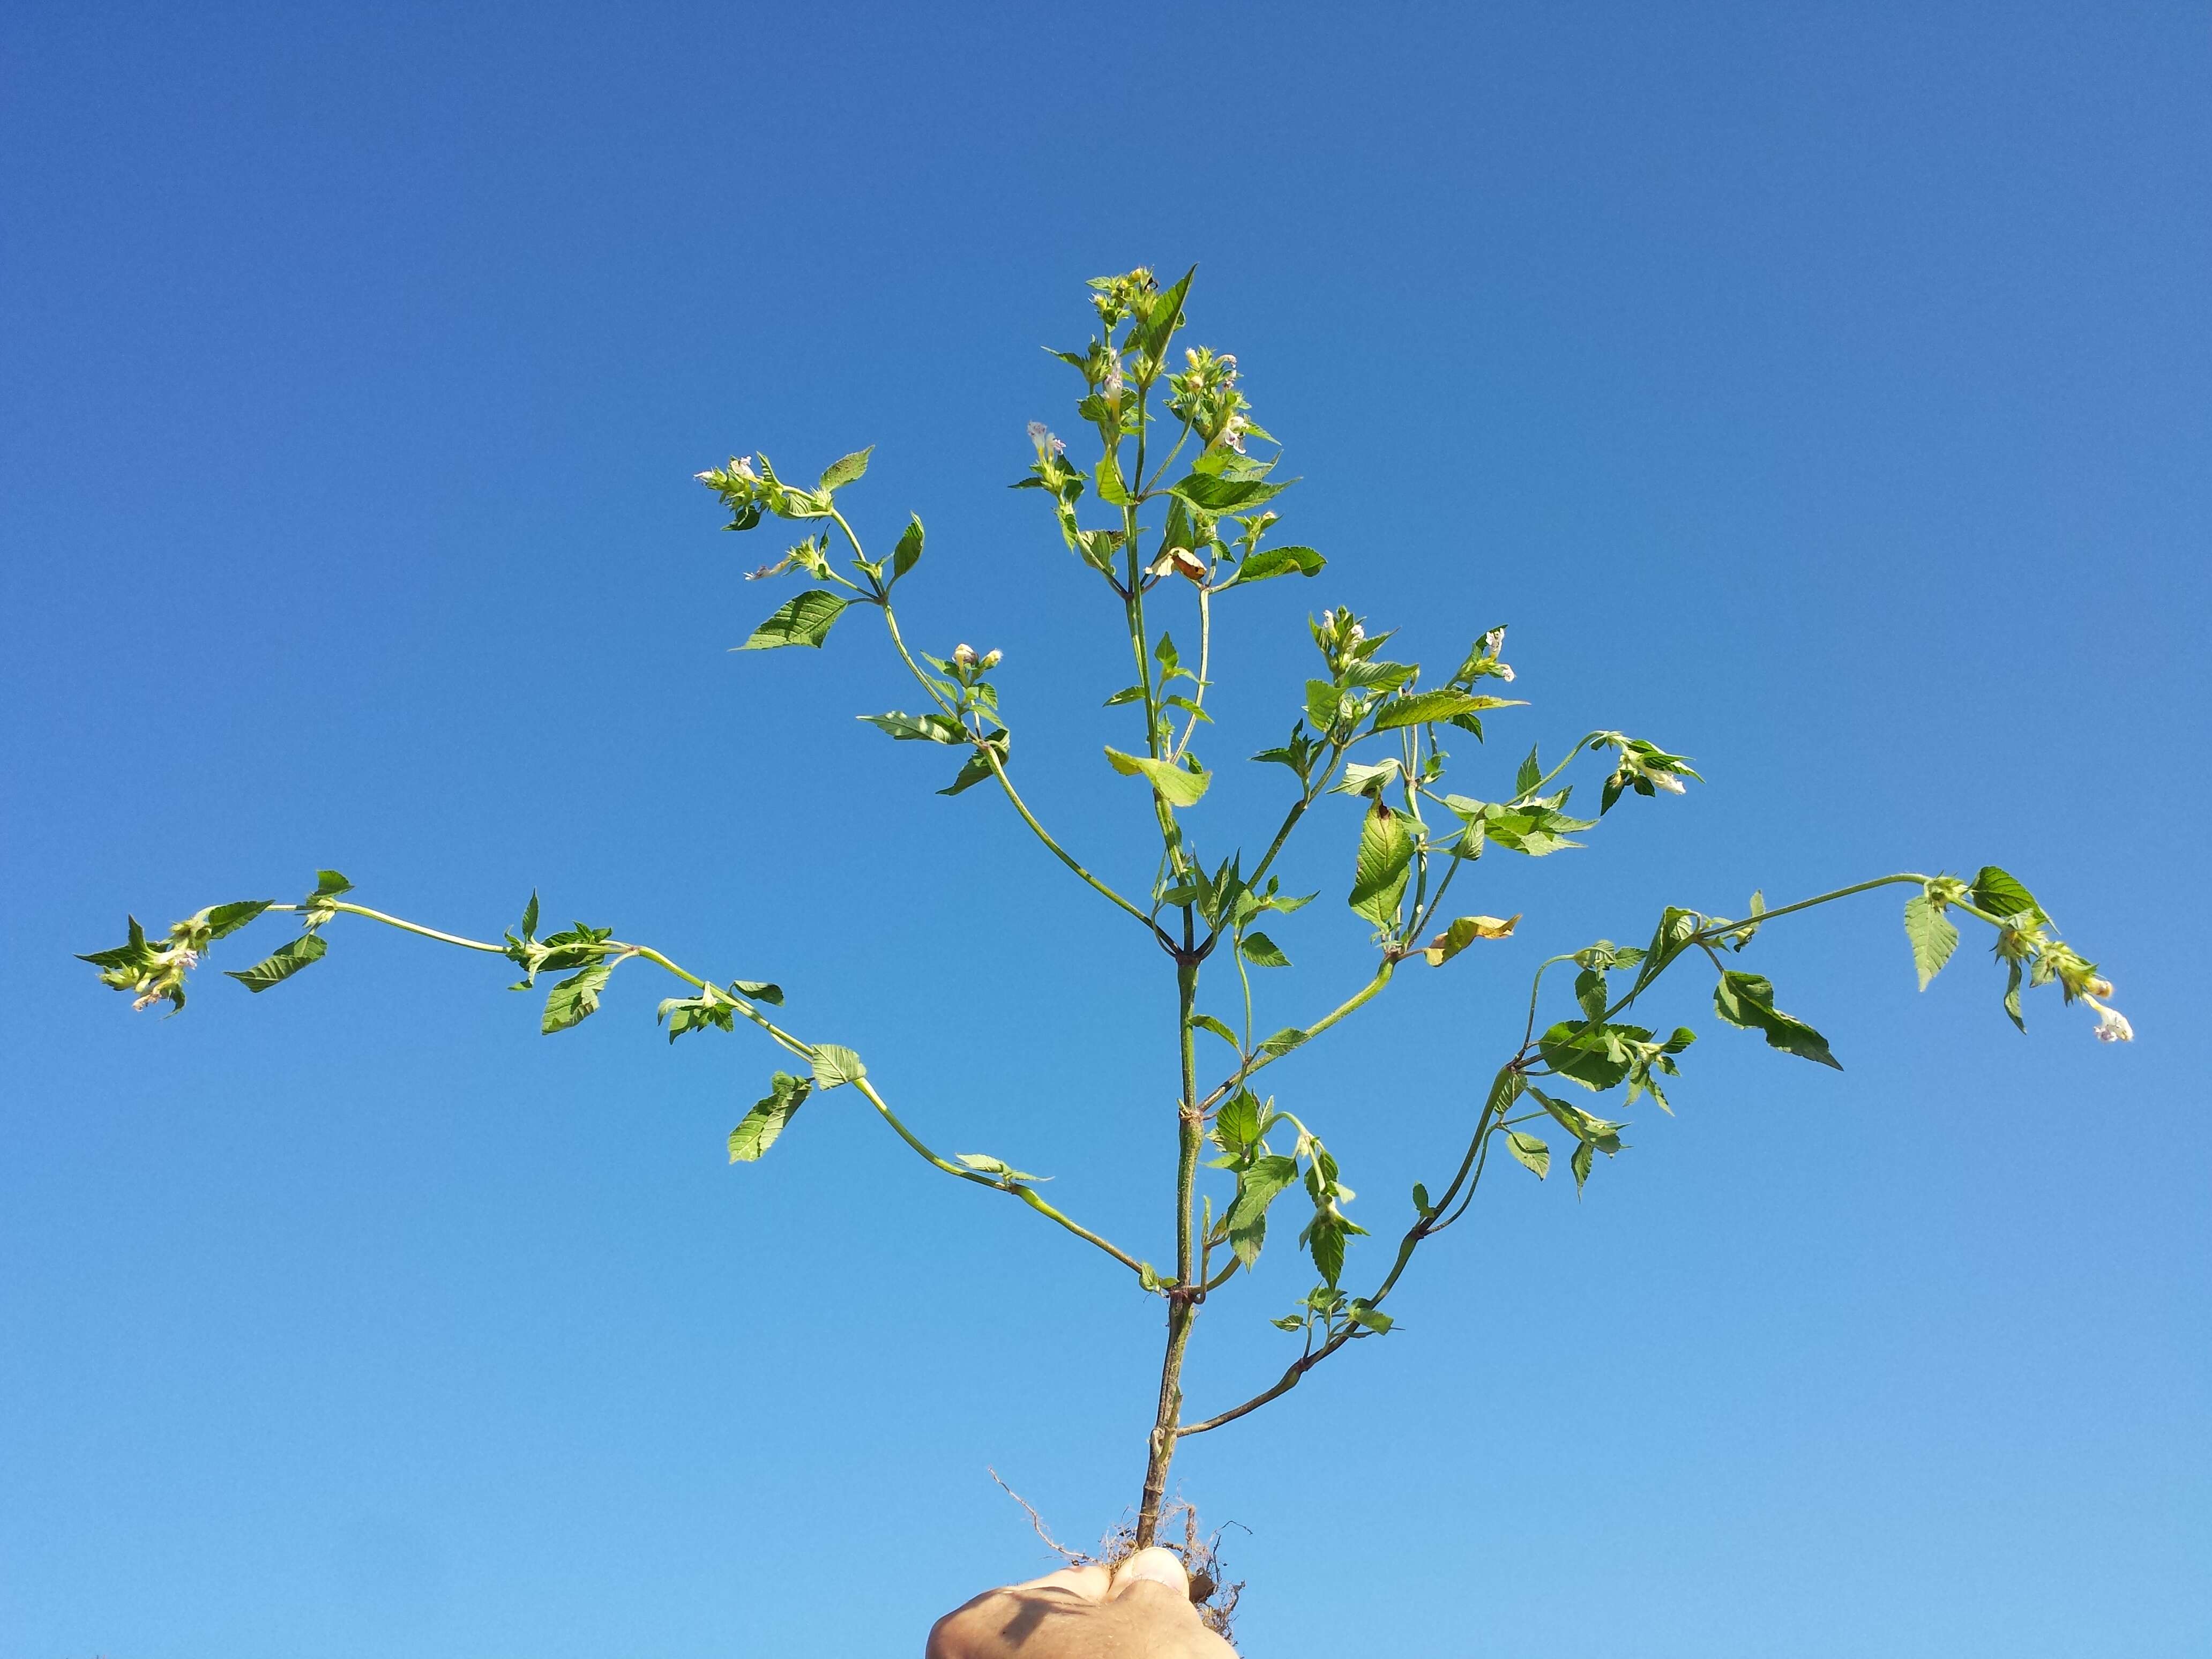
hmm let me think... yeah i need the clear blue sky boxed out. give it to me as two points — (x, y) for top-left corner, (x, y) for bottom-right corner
(4, 4), (2205, 1655)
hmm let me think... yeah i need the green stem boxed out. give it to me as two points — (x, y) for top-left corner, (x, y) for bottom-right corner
(281, 901), (1148, 1281)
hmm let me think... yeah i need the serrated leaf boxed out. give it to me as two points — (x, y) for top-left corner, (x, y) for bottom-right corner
(808, 1044), (866, 1089)
(1225, 1152), (1299, 1267)
(1972, 865), (2049, 927)
(2003, 960), (2026, 1032)
(1348, 799), (1416, 928)
(225, 932), (327, 992)
(1537, 1021), (1650, 1090)
(1102, 746), (1210, 808)
(1712, 970), (1842, 1068)
(1214, 1088), (1263, 1154)
(1306, 1214), (1348, 1286)
(1422, 913), (1520, 966)
(519, 891), (540, 940)
(1571, 1139), (1596, 1193)
(1129, 264), (1195, 363)
(738, 589), (848, 650)
(313, 870), (354, 900)
(1170, 473), (1287, 512)
(1348, 1302), (1394, 1334)
(1228, 544), (1324, 585)
(892, 515), (925, 579)
(1240, 930), (1292, 968)
(204, 900), (274, 939)
(1093, 455), (1133, 506)
(729, 1072), (811, 1162)
(1514, 748), (1542, 797)
(1190, 1012), (1242, 1051)
(1257, 1026), (1308, 1058)
(817, 446), (872, 491)
(1304, 678), (1343, 732)
(1372, 690), (1527, 732)
(541, 960), (615, 1033)
(1903, 894), (1960, 990)
(1505, 1131), (1551, 1178)
(860, 710), (966, 743)
(940, 732), (1010, 796)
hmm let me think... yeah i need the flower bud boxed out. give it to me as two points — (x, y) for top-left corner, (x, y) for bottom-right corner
(980, 649), (1003, 669)
(953, 643), (978, 669)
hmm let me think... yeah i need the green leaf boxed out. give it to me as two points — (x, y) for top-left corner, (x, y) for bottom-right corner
(1129, 264), (1195, 363)
(1348, 800), (1417, 928)
(955, 1152), (1046, 1182)
(817, 446), (872, 491)
(1102, 746), (1211, 808)
(313, 870), (354, 900)
(809, 1044), (866, 1089)
(1257, 1026), (1309, 1058)
(1103, 685), (1147, 707)
(729, 1072), (812, 1162)
(1348, 1301), (1394, 1334)
(1514, 748), (1542, 797)
(1093, 455), (1133, 506)
(1505, 1130), (1551, 1178)
(859, 710), (966, 743)
(738, 589), (849, 650)
(1372, 690), (1526, 732)
(1170, 473), (1287, 512)
(225, 932), (327, 992)
(1411, 1181), (1433, 1217)
(519, 891), (540, 940)
(541, 960), (615, 1033)
(1305, 1214), (1349, 1286)
(1903, 894), (1960, 990)
(1240, 930), (1292, 968)
(1304, 679), (1343, 731)
(1213, 1088), (1264, 1155)
(1571, 1139), (1596, 1193)
(1228, 544), (1324, 585)
(204, 900), (274, 939)
(1190, 1012), (1242, 1051)
(1972, 865), (2049, 927)
(1225, 1153), (1299, 1267)
(939, 732), (1011, 796)
(1711, 970), (1842, 1069)
(2003, 960), (2027, 1032)
(1537, 1021), (1651, 1091)
(892, 515), (925, 580)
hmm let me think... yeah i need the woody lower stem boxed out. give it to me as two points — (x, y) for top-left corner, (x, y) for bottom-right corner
(1136, 954), (1205, 1548)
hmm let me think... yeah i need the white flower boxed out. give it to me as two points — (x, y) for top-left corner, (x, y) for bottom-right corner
(1050, 435), (1066, 454)
(1027, 421), (1048, 445)
(1497, 663), (1515, 682)
(1651, 772), (1687, 795)
(2083, 995), (2134, 1043)
(1102, 363), (1124, 396)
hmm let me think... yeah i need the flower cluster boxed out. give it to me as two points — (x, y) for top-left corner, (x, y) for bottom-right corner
(1167, 346), (1259, 453)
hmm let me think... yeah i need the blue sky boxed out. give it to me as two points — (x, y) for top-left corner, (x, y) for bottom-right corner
(3, 3), (2206, 1655)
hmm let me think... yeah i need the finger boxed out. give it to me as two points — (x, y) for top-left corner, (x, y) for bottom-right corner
(1108, 1545), (1190, 1601)
(1007, 1561), (1113, 1602)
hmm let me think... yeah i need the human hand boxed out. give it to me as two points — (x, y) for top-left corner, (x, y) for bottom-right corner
(926, 1546), (1237, 1658)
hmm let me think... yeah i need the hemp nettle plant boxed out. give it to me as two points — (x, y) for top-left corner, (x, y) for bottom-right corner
(88, 267), (2133, 1571)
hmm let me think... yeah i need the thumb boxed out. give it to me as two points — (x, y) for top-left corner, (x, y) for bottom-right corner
(1109, 1546), (1190, 1601)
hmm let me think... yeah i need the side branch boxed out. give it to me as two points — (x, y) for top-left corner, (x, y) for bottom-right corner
(259, 900), (1155, 1284)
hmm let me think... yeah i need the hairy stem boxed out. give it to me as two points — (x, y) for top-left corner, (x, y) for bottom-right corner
(1137, 953), (1206, 1546)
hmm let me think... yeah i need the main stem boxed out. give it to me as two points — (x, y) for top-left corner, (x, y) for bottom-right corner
(1136, 953), (1204, 1546)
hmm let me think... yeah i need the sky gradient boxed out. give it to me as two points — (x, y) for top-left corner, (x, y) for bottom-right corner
(4, 4), (2207, 1655)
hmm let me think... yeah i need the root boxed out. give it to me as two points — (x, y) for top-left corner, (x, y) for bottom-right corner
(987, 1474), (1245, 1647)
